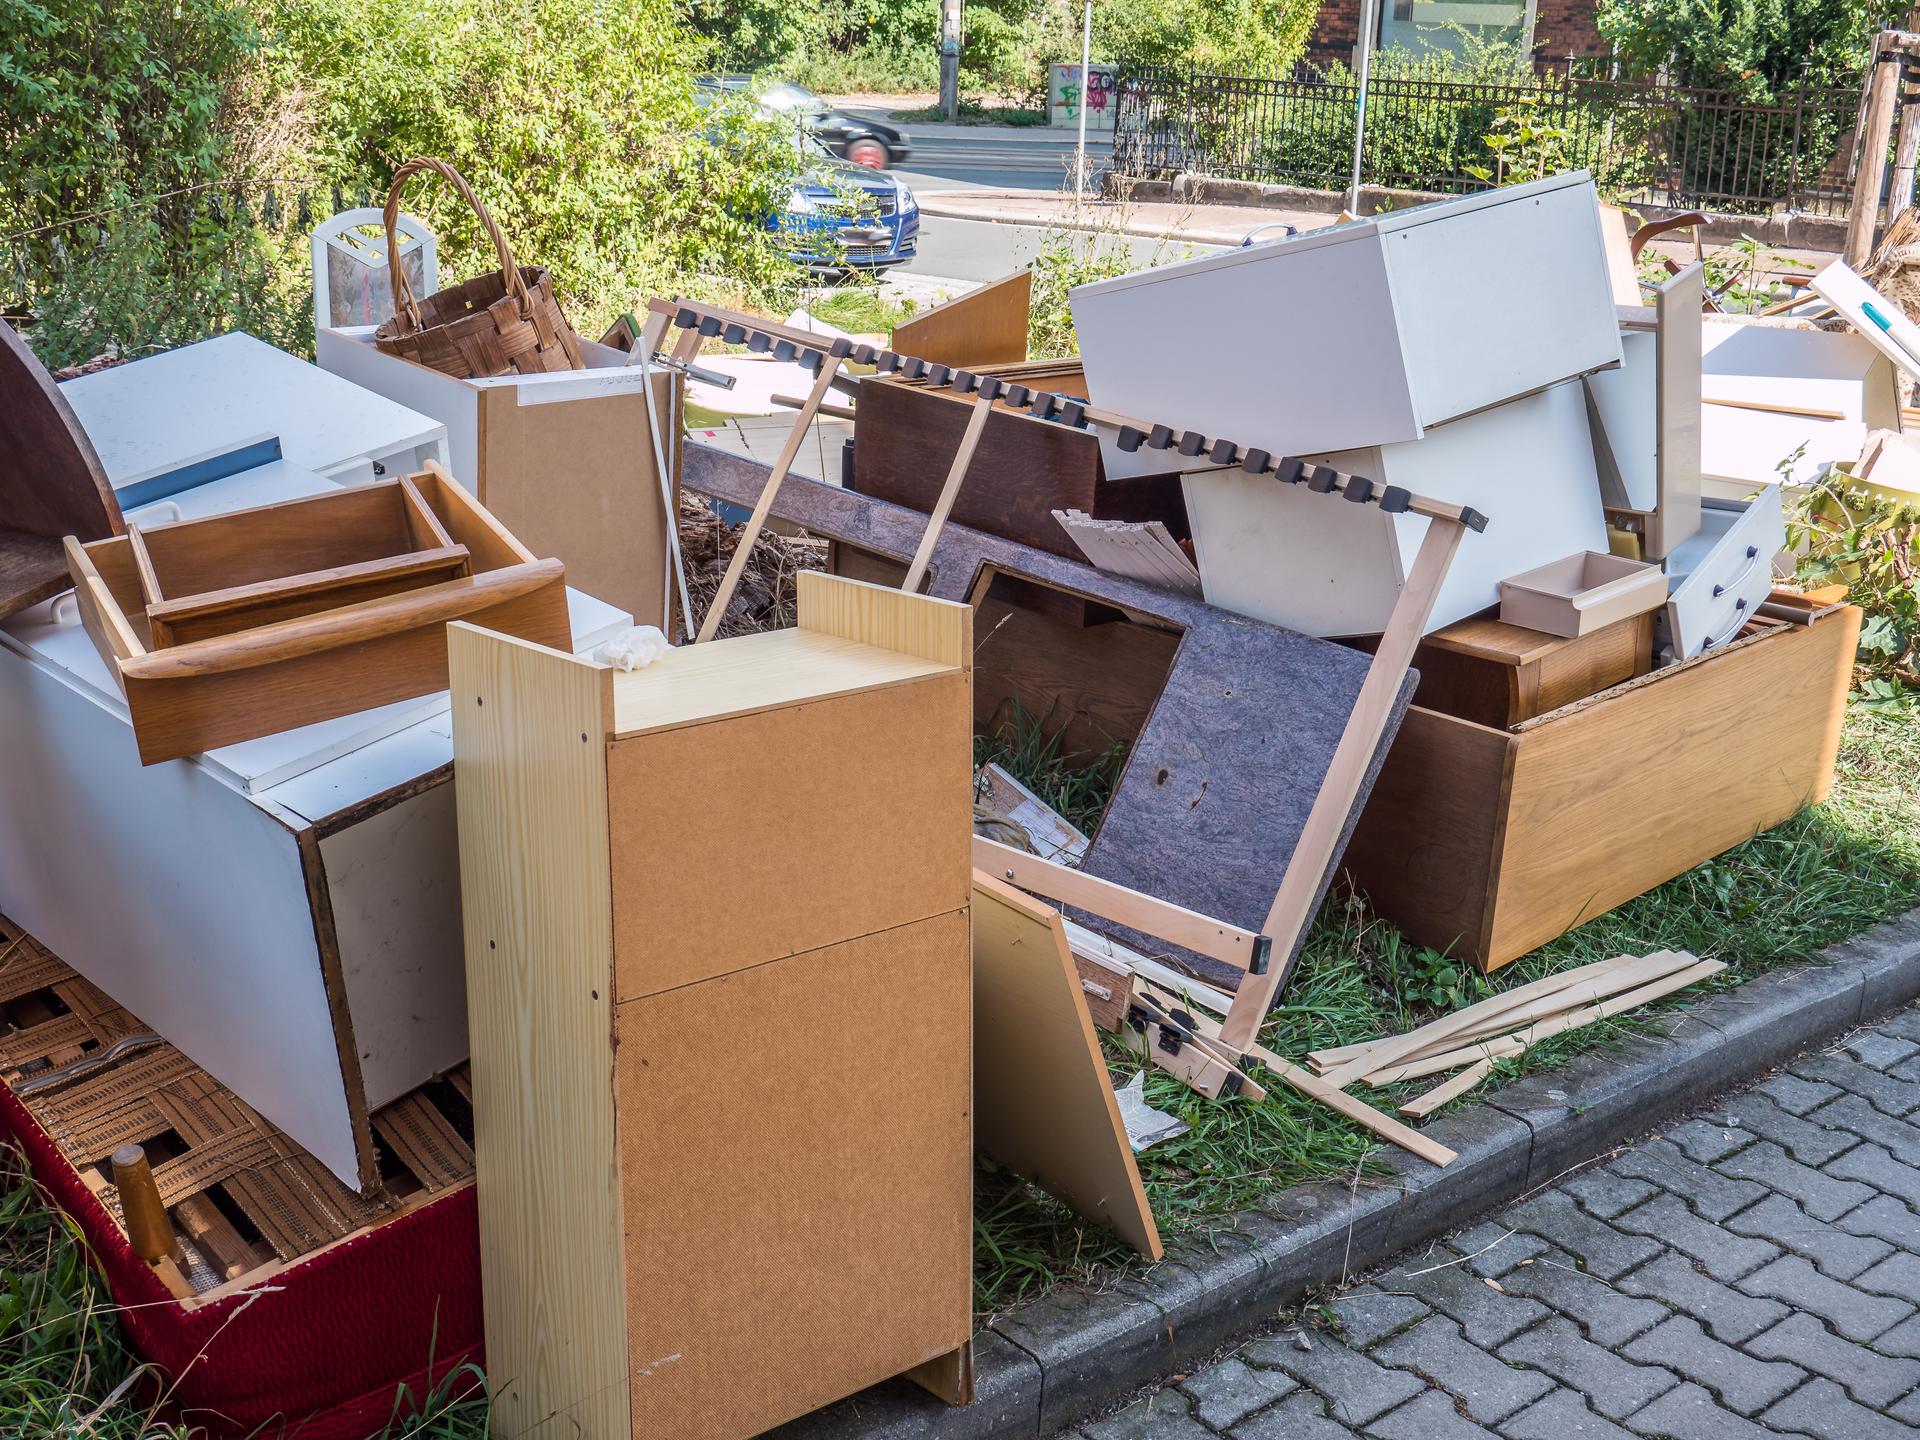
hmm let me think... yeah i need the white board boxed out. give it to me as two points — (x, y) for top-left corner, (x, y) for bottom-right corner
(61, 332), (447, 489)
(1700, 321), (1899, 427)
(1810, 262), (1920, 385)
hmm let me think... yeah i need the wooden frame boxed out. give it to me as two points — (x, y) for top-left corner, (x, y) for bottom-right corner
(450, 572), (974, 1440)
(65, 461), (570, 765)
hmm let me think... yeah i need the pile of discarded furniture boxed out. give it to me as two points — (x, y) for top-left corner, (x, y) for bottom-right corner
(0, 161), (1885, 1437)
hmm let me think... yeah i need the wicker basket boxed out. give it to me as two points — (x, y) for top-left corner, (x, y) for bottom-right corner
(372, 158), (583, 379)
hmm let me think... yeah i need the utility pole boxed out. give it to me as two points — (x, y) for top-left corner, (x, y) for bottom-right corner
(1074, 0), (1093, 197)
(940, 0), (963, 122)
(1345, 0), (1379, 215)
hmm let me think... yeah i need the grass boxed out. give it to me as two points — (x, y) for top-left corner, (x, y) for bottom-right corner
(5, 713), (1919, 1435)
(804, 283), (922, 336)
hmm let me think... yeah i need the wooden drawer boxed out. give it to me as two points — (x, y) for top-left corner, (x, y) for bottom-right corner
(1663, 486), (1784, 659)
(1342, 609), (1859, 971)
(1393, 610), (1654, 729)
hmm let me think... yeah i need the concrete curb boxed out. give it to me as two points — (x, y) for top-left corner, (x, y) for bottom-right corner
(768, 907), (1920, 1440)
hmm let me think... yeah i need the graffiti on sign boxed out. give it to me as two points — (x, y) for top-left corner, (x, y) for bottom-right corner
(1049, 62), (1118, 129)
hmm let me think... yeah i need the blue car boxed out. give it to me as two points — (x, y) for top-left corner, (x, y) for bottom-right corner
(777, 133), (919, 276)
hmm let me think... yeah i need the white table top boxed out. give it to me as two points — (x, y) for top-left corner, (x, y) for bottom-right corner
(61, 332), (446, 489)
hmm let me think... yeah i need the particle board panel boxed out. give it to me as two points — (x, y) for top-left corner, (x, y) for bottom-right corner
(446, 622), (630, 1440)
(1489, 607), (1859, 963)
(607, 670), (972, 1001)
(972, 873), (1160, 1259)
(891, 269), (1032, 368)
(614, 911), (973, 1440)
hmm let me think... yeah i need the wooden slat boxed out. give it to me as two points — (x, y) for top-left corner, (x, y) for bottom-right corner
(447, 620), (631, 1440)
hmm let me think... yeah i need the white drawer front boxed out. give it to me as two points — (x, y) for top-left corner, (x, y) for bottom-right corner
(1664, 486), (1785, 659)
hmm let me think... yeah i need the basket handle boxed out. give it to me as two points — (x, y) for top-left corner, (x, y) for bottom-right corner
(382, 158), (528, 330)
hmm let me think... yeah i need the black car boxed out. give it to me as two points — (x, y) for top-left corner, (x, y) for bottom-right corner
(700, 75), (912, 170)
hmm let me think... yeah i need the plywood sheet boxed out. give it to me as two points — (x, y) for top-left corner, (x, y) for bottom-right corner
(615, 911), (972, 1440)
(446, 623), (629, 1440)
(973, 874), (1160, 1258)
(608, 672), (972, 1001)
(892, 269), (1032, 368)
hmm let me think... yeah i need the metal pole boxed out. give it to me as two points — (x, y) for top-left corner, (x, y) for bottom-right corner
(1345, 0), (1378, 214)
(1075, 0), (1094, 197)
(940, 0), (962, 122)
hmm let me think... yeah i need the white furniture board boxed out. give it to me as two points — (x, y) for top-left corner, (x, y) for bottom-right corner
(1700, 405), (1867, 497)
(1585, 330), (1660, 511)
(1070, 172), (1622, 460)
(60, 332), (447, 492)
(1811, 261), (1920, 384)
(319, 782), (468, 1107)
(1663, 485), (1786, 658)
(1699, 321), (1900, 427)
(0, 642), (361, 1182)
(1181, 380), (1610, 637)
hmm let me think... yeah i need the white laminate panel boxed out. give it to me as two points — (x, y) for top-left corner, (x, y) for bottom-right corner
(1700, 405), (1866, 494)
(316, 327), (484, 488)
(320, 782), (468, 1107)
(0, 642), (362, 1183)
(1811, 261), (1920, 384)
(61, 332), (445, 490)
(1585, 330), (1660, 511)
(1700, 323), (1897, 424)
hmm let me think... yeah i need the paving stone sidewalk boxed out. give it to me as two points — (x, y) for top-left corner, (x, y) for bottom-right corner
(1074, 1003), (1920, 1440)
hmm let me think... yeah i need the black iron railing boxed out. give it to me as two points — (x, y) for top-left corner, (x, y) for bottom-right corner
(1112, 60), (1864, 216)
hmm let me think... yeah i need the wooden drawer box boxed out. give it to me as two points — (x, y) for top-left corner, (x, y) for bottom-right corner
(1393, 610), (1654, 730)
(1342, 609), (1860, 972)
(449, 572), (974, 1440)
(852, 360), (1185, 559)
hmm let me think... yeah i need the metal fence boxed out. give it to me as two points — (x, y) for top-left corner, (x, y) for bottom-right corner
(1111, 60), (1865, 216)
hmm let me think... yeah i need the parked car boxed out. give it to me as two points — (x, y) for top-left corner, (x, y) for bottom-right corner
(699, 74), (912, 169)
(777, 130), (920, 276)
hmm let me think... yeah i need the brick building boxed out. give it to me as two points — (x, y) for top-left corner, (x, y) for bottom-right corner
(1305, 0), (1605, 69)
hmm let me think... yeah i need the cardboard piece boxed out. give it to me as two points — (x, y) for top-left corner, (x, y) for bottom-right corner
(449, 573), (975, 1440)
(971, 872), (1161, 1256)
(317, 327), (679, 630)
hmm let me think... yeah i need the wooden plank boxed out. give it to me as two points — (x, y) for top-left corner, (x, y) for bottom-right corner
(892, 269), (1032, 368)
(903, 391), (997, 593)
(973, 871), (1161, 1258)
(696, 358), (839, 641)
(976, 835), (1265, 974)
(445, 621), (630, 1440)
(798, 568), (970, 669)
(1221, 516), (1467, 1052)
(1847, 44), (1902, 266)
(1400, 1058), (1495, 1119)
(1367, 957), (1723, 1085)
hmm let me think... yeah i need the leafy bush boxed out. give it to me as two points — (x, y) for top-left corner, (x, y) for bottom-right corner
(3, 0), (810, 367)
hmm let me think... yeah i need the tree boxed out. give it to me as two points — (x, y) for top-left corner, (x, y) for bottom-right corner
(1596, 0), (1902, 98)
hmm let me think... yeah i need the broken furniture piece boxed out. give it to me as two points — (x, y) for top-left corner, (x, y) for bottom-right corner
(1585, 264), (1704, 560)
(1659, 484), (1785, 661)
(1812, 259), (1920, 383)
(310, 203), (439, 332)
(0, 319), (122, 620)
(1344, 606), (1860, 973)
(972, 870), (1162, 1258)
(1387, 609), (1654, 730)
(1054, 508), (1200, 595)
(1498, 551), (1666, 639)
(66, 461), (571, 764)
(1069, 173), (1623, 461)
(0, 913), (484, 1429)
(892, 267), (1033, 368)
(450, 572), (975, 1440)
(318, 323), (681, 631)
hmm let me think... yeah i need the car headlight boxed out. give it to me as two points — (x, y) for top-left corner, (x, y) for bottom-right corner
(787, 190), (818, 215)
(898, 185), (917, 214)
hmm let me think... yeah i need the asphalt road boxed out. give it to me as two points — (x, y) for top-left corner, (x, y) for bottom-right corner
(855, 117), (1113, 194)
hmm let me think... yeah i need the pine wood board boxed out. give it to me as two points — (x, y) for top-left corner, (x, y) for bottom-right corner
(973, 872), (1160, 1259)
(445, 622), (630, 1440)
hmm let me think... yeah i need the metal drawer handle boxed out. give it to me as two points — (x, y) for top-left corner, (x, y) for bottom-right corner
(1712, 545), (1761, 599)
(1702, 596), (1750, 651)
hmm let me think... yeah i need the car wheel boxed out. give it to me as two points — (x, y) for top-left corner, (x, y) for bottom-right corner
(846, 138), (889, 170)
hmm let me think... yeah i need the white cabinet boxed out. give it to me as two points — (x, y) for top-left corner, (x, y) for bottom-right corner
(1069, 173), (1623, 460)
(1182, 380), (1611, 637)
(1662, 486), (1785, 659)
(60, 332), (447, 509)
(1700, 320), (1899, 428)
(0, 458), (629, 1191)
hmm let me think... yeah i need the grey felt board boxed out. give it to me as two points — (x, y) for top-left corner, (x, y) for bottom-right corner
(685, 441), (1418, 997)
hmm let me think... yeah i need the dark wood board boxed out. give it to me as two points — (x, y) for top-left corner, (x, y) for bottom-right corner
(0, 319), (120, 618)
(851, 375), (1186, 560)
(686, 442), (1416, 992)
